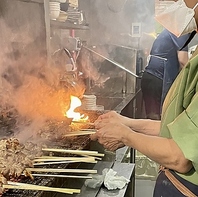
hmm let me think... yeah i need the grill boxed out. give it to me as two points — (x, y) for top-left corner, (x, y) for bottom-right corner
(1, 109), (103, 197)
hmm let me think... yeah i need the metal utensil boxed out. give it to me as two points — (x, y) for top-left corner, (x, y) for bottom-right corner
(83, 46), (139, 78)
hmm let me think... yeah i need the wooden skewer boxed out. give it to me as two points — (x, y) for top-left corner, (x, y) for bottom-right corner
(81, 155), (102, 161)
(3, 185), (74, 194)
(43, 148), (98, 154)
(33, 160), (97, 166)
(5, 181), (80, 194)
(40, 156), (93, 158)
(26, 168), (97, 174)
(71, 121), (95, 126)
(80, 128), (97, 131)
(42, 148), (105, 157)
(35, 156), (95, 159)
(64, 131), (96, 137)
(34, 156), (96, 162)
(29, 174), (92, 179)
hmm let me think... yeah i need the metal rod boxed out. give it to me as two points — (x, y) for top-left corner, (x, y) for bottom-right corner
(83, 46), (139, 78)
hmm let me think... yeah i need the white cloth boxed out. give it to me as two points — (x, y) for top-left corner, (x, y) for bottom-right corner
(103, 168), (130, 190)
(84, 174), (104, 189)
(85, 168), (130, 190)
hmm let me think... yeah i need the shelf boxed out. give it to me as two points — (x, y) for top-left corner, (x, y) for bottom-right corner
(50, 20), (89, 30)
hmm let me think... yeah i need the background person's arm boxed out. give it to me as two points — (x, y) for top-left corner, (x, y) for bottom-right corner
(177, 50), (189, 70)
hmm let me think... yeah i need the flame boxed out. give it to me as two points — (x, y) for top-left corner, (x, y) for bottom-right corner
(66, 95), (88, 121)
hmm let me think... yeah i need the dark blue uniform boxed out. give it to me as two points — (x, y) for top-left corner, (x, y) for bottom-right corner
(141, 29), (190, 119)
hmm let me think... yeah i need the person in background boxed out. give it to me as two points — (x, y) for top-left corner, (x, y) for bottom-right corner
(91, 0), (198, 196)
(141, 28), (191, 120)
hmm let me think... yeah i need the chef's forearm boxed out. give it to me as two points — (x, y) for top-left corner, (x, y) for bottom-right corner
(126, 118), (161, 136)
(121, 130), (192, 173)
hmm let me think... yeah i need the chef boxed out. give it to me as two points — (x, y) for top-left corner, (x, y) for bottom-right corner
(91, 0), (198, 196)
(141, 28), (190, 120)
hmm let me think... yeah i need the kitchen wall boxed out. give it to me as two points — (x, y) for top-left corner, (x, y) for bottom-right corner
(78, 0), (155, 50)
(0, 0), (157, 115)
(75, 0), (156, 96)
(0, 0), (46, 64)
(0, 1), (73, 140)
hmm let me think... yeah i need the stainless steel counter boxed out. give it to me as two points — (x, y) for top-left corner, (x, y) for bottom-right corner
(74, 162), (135, 197)
(53, 161), (134, 197)
(96, 162), (135, 197)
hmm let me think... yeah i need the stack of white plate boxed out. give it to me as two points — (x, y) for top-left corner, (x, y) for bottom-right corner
(82, 95), (97, 110)
(49, 2), (61, 20)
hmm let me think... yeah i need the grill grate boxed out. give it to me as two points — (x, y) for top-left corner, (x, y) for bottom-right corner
(1, 110), (102, 197)
(2, 135), (91, 197)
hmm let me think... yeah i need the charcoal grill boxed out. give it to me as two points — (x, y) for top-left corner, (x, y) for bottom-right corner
(1, 93), (136, 197)
(1, 110), (103, 197)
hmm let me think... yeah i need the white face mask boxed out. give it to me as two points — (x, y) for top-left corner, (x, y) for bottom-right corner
(155, 0), (198, 37)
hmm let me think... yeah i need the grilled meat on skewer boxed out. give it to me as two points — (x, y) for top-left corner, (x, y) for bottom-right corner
(0, 174), (7, 196)
(0, 138), (42, 179)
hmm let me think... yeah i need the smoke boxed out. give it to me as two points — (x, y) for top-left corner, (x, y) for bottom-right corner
(80, 0), (155, 50)
(77, 46), (111, 88)
(0, 15), (77, 141)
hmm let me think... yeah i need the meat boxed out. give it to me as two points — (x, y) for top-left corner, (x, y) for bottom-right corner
(0, 174), (7, 196)
(0, 138), (44, 195)
(38, 120), (72, 141)
(0, 138), (42, 178)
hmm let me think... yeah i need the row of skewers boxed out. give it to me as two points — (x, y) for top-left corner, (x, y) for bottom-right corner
(0, 146), (104, 195)
(0, 119), (99, 195)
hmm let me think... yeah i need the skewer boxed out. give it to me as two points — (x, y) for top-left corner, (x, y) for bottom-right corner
(28, 174), (92, 179)
(42, 148), (105, 157)
(5, 181), (80, 194)
(26, 168), (97, 174)
(80, 128), (97, 131)
(33, 160), (97, 166)
(47, 155), (101, 161)
(34, 161), (97, 165)
(81, 155), (102, 161)
(33, 156), (96, 162)
(64, 131), (96, 137)
(71, 121), (95, 126)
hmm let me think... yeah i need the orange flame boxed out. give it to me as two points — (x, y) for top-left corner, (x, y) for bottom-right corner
(66, 95), (88, 121)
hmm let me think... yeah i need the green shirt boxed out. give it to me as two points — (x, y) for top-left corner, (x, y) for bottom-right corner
(160, 54), (198, 185)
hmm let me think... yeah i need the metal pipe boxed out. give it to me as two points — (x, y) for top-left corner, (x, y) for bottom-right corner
(64, 48), (77, 71)
(83, 46), (140, 78)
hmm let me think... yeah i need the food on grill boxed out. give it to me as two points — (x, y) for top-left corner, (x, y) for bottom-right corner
(0, 108), (101, 196)
(0, 138), (43, 179)
(37, 120), (72, 141)
(0, 138), (44, 195)
(0, 174), (7, 195)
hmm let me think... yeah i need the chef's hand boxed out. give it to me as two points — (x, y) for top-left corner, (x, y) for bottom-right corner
(91, 122), (131, 151)
(94, 111), (130, 129)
